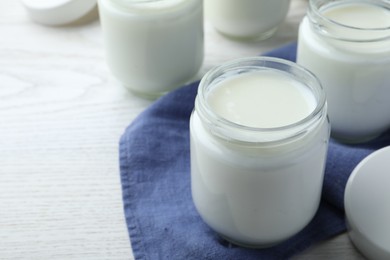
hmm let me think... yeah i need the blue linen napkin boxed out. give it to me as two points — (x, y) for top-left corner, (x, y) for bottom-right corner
(119, 42), (390, 259)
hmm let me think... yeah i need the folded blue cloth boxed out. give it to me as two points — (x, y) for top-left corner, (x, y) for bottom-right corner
(119, 42), (390, 259)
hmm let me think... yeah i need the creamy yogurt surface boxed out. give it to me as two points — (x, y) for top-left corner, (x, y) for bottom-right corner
(207, 70), (316, 128)
(322, 2), (390, 28)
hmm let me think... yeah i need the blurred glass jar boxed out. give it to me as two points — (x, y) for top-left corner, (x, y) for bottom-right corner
(297, 0), (390, 142)
(205, 0), (291, 41)
(98, 0), (204, 99)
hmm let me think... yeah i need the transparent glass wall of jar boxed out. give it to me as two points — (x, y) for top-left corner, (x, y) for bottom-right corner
(98, 0), (204, 99)
(297, 0), (390, 143)
(205, 0), (291, 41)
(190, 57), (330, 248)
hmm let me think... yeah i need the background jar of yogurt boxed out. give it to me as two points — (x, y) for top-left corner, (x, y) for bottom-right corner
(98, 0), (204, 99)
(190, 57), (330, 248)
(204, 0), (291, 41)
(297, 0), (390, 143)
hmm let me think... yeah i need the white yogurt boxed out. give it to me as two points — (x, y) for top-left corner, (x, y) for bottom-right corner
(205, 0), (291, 40)
(190, 57), (330, 247)
(98, 0), (203, 98)
(297, 0), (390, 142)
(207, 71), (317, 128)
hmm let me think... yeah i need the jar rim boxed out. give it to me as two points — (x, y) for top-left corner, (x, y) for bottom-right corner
(196, 57), (327, 143)
(308, 0), (390, 42)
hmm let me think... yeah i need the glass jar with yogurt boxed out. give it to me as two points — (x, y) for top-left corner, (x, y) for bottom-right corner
(205, 0), (291, 41)
(98, 0), (204, 99)
(190, 57), (330, 248)
(297, 0), (390, 142)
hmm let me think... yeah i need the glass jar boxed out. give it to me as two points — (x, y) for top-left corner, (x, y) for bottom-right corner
(190, 57), (330, 248)
(98, 0), (204, 99)
(205, 0), (291, 41)
(297, 0), (390, 143)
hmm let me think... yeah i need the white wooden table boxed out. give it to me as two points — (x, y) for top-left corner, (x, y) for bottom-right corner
(0, 1), (365, 259)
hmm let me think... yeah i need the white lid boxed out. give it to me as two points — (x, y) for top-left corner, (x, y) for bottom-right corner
(345, 146), (390, 260)
(22, 0), (97, 26)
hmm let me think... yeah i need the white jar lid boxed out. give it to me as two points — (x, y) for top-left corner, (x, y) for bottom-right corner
(344, 146), (390, 260)
(21, 0), (97, 26)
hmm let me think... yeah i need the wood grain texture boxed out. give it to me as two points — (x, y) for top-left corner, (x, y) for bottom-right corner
(0, 1), (365, 259)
